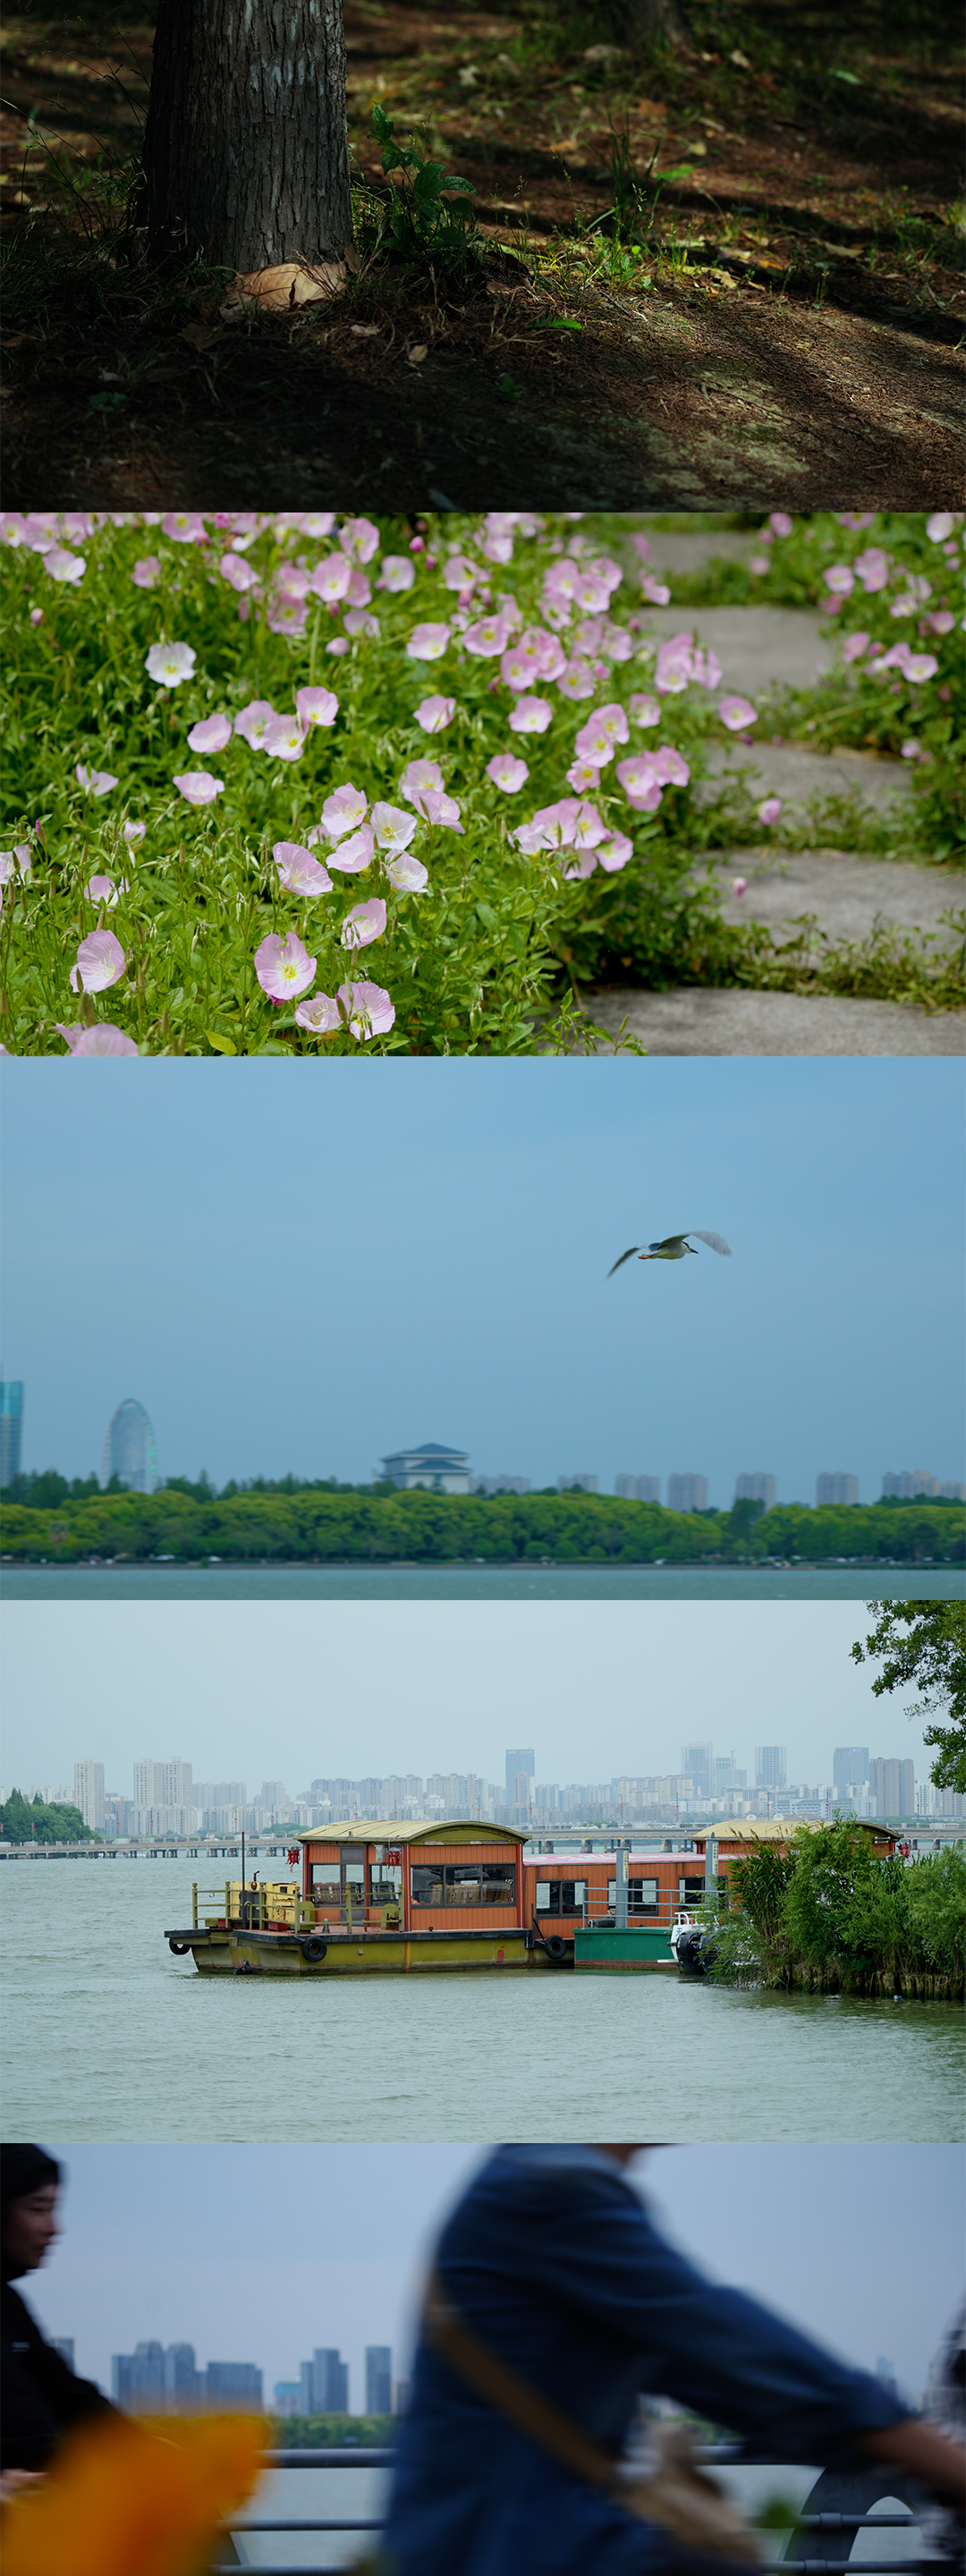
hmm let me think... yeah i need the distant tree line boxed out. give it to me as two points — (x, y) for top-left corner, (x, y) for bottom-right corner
(0, 1789), (95, 1843)
(268, 2414), (396, 2448)
(706, 1821), (965, 2000)
(0, 1485), (962, 1565)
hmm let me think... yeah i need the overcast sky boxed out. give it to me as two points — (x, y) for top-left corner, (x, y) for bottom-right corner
(1, 1057), (962, 1505)
(0, 1598), (937, 1796)
(25, 2143), (963, 2405)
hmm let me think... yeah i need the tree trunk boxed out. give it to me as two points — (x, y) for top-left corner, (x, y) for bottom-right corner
(625, 0), (692, 49)
(140, 0), (352, 272)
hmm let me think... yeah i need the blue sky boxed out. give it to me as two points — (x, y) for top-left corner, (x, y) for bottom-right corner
(1, 1056), (962, 1504)
(0, 1598), (941, 1793)
(27, 2143), (964, 2405)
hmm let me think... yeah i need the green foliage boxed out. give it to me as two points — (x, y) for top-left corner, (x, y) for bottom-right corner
(0, 1787), (95, 1843)
(711, 1821), (966, 1998)
(355, 107), (483, 279)
(1, 1487), (962, 1566)
(268, 2413), (395, 2447)
(852, 1601), (966, 1792)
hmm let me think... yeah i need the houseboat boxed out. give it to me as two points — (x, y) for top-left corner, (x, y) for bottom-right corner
(165, 1821), (534, 1975)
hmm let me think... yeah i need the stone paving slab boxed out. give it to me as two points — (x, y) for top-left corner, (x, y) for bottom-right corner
(641, 601), (832, 693)
(702, 848), (961, 945)
(581, 987), (965, 1055)
(700, 738), (915, 818)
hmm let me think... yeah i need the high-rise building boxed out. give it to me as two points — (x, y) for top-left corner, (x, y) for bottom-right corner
(73, 1760), (105, 1833)
(473, 1476), (531, 1496)
(557, 1474), (597, 1493)
(205, 2361), (264, 2408)
(101, 1398), (158, 1494)
(112, 2342), (166, 2408)
(0, 1380), (23, 1486)
(366, 2347), (392, 2414)
(714, 1754), (746, 1795)
(833, 1747), (869, 1805)
(755, 1747), (787, 1790)
(275, 2381), (303, 2413)
(667, 1474), (708, 1513)
(306, 2350), (349, 2411)
(881, 1470), (939, 1499)
(734, 1474), (776, 1509)
(504, 1748), (535, 1813)
(816, 1473), (859, 1507)
(165, 2345), (201, 2404)
(869, 1758), (915, 1818)
(132, 1755), (194, 1837)
(615, 1475), (661, 1501)
(681, 1742), (713, 1801)
(377, 1442), (471, 1492)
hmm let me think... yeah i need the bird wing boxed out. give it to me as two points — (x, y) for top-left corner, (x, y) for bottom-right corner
(687, 1230), (733, 1256)
(650, 1235), (688, 1253)
(607, 1247), (640, 1277)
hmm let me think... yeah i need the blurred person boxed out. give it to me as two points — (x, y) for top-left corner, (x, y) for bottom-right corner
(1, 2144), (114, 2495)
(382, 2145), (966, 2576)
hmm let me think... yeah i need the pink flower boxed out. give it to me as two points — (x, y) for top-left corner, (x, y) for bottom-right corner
(0, 847), (32, 885)
(75, 764), (118, 796)
(85, 874), (127, 907)
(757, 798), (782, 825)
(123, 821), (146, 847)
(824, 565), (854, 597)
(630, 533), (651, 563)
(924, 609), (954, 634)
(615, 755), (664, 809)
(574, 703), (630, 764)
(294, 990), (343, 1033)
(513, 798), (584, 853)
(385, 850), (429, 891)
(263, 715), (307, 762)
(719, 696), (758, 731)
(321, 782), (368, 837)
(146, 640), (197, 687)
(691, 647), (723, 691)
(565, 757), (601, 793)
(462, 612), (512, 657)
(70, 928), (126, 993)
(406, 622), (452, 660)
(163, 513), (208, 542)
(273, 563), (310, 600)
(309, 555), (353, 605)
(853, 548), (890, 593)
(508, 695), (553, 735)
(400, 758), (444, 801)
(486, 753), (529, 792)
(325, 826), (375, 874)
(842, 632), (871, 664)
(413, 788), (463, 832)
(769, 513), (793, 537)
(904, 654), (938, 683)
(556, 660), (597, 701)
(926, 513), (956, 542)
(640, 574), (672, 606)
(900, 741), (921, 760)
(344, 607), (379, 638)
(335, 979), (395, 1038)
(254, 931), (317, 1000)
(341, 897), (386, 950)
(379, 555), (417, 592)
(298, 513), (336, 538)
(732, 877), (748, 897)
(187, 713), (233, 753)
(596, 831), (634, 873)
(370, 803), (418, 853)
(338, 517), (380, 564)
(749, 555), (770, 576)
(655, 636), (698, 694)
(266, 595), (309, 637)
(29, 608), (44, 625)
(629, 693), (661, 726)
(173, 771), (225, 805)
(56, 1021), (139, 1055)
(415, 696), (456, 731)
(273, 841), (334, 894)
(218, 552), (261, 594)
(44, 548), (86, 583)
(234, 700), (277, 749)
(346, 571), (373, 609)
(326, 636), (352, 657)
(442, 555), (479, 594)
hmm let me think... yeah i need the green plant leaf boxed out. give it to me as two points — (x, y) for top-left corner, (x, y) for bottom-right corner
(205, 1030), (237, 1054)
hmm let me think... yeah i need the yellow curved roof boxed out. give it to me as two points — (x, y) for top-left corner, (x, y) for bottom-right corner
(294, 1818), (528, 1847)
(692, 1818), (892, 1843)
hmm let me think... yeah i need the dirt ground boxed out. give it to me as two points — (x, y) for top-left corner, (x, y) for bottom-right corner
(1, 0), (963, 506)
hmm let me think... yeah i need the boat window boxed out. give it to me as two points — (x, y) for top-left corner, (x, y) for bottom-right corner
(629, 1877), (659, 1915)
(535, 1881), (551, 1911)
(411, 1863), (516, 1908)
(309, 1868), (341, 1900)
(369, 1864), (402, 1902)
(533, 1878), (585, 1916)
(343, 1861), (364, 1884)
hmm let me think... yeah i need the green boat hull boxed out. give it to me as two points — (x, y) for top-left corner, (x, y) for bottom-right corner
(574, 1928), (676, 1970)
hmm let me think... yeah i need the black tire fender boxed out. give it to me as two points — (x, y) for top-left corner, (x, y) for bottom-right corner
(300, 1935), (327, 1963)
(545, 1934), (568, 1961)
(168, 1939), (191, 1956)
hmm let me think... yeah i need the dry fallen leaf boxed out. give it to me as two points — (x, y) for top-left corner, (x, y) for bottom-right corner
(408, 343), (428, 364)
(351, 323), (381, 337)
(233, 259), (346, 311)
(179, 322), (223, 351)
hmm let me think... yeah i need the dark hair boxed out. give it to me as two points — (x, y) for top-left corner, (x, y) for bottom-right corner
(0, 2144), (61, 2212)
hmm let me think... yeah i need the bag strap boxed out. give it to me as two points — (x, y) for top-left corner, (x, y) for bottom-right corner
(423, 2269), (619, 2497)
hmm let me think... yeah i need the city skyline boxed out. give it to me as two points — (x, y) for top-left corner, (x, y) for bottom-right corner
(0, 1599), (945, 1794)
(2, 1058), (962, 1504)
(27, 2144), (964, 2407)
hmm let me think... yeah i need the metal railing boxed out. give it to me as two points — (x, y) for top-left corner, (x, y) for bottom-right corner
(212, 2445), (933, 2575)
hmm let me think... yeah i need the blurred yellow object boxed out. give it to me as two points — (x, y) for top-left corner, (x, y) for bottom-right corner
(0, 2411), (266, 2576)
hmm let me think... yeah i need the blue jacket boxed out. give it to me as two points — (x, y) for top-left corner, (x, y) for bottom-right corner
(383, 2147), (910, 2576)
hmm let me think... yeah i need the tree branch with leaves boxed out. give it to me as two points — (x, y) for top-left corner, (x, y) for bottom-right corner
(852, 1601), (966, 1794)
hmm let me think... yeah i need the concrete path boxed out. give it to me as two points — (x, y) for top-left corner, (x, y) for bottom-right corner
(582, 987), (965, 1055)
(702, 848), (961, 946)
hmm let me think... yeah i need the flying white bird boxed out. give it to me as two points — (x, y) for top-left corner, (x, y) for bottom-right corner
(608, 1232), (733, 1275)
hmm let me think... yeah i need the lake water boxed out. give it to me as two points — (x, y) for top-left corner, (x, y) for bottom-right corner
(3, 1566), (962, 1602)
(3, 1858), (962, 2144)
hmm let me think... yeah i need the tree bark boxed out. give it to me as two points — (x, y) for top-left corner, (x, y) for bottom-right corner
(140, 0), (352, 272)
